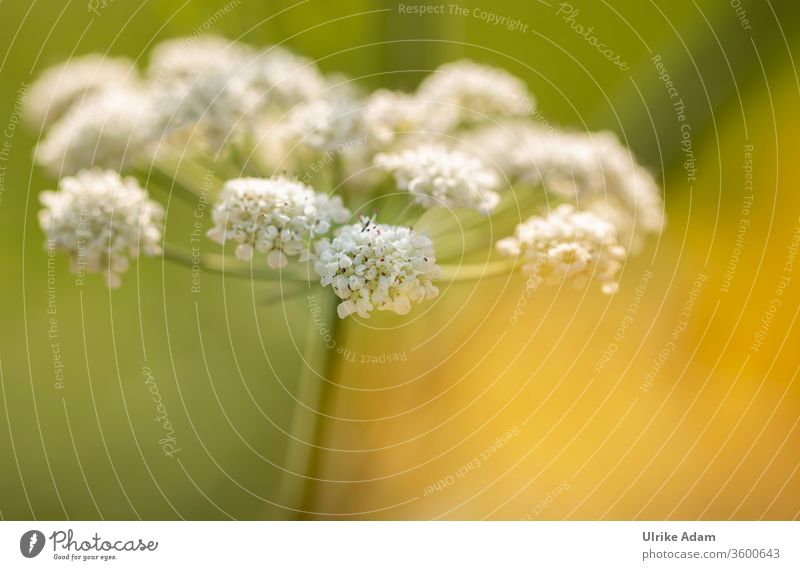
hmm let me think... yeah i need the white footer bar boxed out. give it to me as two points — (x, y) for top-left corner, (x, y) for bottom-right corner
(1, 521), (797, 568)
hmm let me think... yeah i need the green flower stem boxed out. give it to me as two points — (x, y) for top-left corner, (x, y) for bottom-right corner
(330, 150), (345, 188)
(137, 168), (199, 208)
(278, 286), (340, 518)
(149, 152), (224, 194)
(421, 190), (542, 242)
(160, 237), (513, 520)
(164, 240), (339, 518)
(227, 138), (267, 178)
(161, 243), (312, 282)
(395, 201), (427, 226)
(163, 241), (516, 283)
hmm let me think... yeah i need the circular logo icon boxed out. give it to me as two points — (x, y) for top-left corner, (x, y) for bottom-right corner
(20, 530), (45, 558)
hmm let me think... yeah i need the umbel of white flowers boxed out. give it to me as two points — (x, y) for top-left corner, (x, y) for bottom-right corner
(32, 35), (665, 319)
(206, 176), (350, 269)
(375, 144), (501, 214)
(38, 170), (164, 288)
(315, 218), (441, 319)
(496, 204), (627, 295)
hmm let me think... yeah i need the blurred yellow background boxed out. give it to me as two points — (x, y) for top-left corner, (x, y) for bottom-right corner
(0, 0), (798, 520)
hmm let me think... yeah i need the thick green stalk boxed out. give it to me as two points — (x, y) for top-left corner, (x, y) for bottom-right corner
(276, 287), (341, 519)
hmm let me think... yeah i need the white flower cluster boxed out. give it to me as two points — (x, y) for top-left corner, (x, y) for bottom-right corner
(146, 36), (259, 148)
(314, 219), (441, 319)
(148, 37), (335, 151)
(146, 35), (256, 80)
(242, 46), (328, 110)
(496, 204), (626, 294)
(417, 60), (534, 123)
(35, 87), (150, 177)
(25, 54), (136, 131)
(375, 144), (501, 214)
(38, 170), (163, 288)
(356, 60), (534, 149)
(584, 133), (665, 238)
(207, 177), (350, 269)
(26, 38), (545, 183)
(511, 129), (664, 234)
(29, 36), (664, 313)
(148, 69), (255, 148)
(467, 124), (665, 244)
(276, 95), (360, 153)
(360, 90), (455, 147)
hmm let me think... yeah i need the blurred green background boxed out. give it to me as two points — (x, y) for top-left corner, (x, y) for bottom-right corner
(1, 0), (799, 520)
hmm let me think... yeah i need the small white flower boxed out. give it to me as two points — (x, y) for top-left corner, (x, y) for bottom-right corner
(34, 87), (151, 177)
(207, 177), (350, 268)
(496, 204), (626, 294)
(375, 144), (501, 213)
(38, 170), (164, 288)
(25, 54), (137, 131)
(417, 60), (534, 124)
(314, 219), (441, 318)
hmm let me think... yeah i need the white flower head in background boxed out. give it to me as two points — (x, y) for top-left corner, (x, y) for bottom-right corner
(496, 204), (627, 294)
(588, 133), (665, 238)
(241, 45), (328, 110)
(512, 129), (665, 238)
(463, 123), (598, 192)
(25, 54), (137, 131)
(34, 86), (151, 177)
(146, 35), (260, 148)
(360, 90), (458, 147)
(460, 121), (535, 180)
(148, 70), (257, 149)
(417, 60), (534, 124)
(375, 144), (501, 214)
(207, 176), (351, 269)
(275, 94), (362, 154)
(147, 34), (256, 81)
(38, 170), (164, 288)
(466, 124), (665, 246)
(314, 218), (441, 318)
